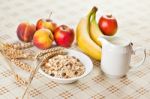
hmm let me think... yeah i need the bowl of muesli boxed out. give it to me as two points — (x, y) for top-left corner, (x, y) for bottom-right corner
(38, 49), (93, 84)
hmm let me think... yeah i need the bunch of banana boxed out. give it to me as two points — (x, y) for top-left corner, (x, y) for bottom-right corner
(76, 7), (103, 60)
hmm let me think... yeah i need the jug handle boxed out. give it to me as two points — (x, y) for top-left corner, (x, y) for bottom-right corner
(129, 47), (146, 69)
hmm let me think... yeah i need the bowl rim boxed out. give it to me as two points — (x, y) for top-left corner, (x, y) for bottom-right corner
(38, 49), (93, 81)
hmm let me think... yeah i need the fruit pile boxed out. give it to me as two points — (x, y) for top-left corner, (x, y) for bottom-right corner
(76, 6), (118, 60)
(17, 15), (74, 49)
(16, 6), (118, 61)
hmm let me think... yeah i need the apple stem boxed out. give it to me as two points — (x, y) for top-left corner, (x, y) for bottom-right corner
(106, 14), (112, 18)
(49, 12), (52, 19)
(62, 25), (67, 30)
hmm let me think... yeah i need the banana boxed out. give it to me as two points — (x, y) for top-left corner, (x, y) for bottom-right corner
(90, 10), (103, 47)
(76, 7), (101, 60)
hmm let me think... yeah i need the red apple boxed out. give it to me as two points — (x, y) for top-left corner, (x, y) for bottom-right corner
(98, 14), (118, 36)
(17, 22), (36, 42)
(54, 25), (74, 47)
(36, 19), (57, 33)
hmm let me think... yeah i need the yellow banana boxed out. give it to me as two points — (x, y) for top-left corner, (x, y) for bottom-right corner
(90, 10), (103, 47)
(76, 7), (101, 60)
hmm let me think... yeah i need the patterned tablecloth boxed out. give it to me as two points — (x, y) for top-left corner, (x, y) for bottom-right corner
(0, 0), (150, 99)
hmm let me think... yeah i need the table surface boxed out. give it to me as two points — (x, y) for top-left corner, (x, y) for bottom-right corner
(0, 0), (150, 99)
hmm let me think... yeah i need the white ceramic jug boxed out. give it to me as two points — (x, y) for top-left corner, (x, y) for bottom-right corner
(99, 36), (146, 78)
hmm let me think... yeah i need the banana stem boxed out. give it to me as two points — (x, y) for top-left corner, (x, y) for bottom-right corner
(87, 6), (98, 20)
(91, 11), (96, 22)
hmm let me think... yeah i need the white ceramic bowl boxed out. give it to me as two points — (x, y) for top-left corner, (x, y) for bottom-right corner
(38, 49), (93, 84)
